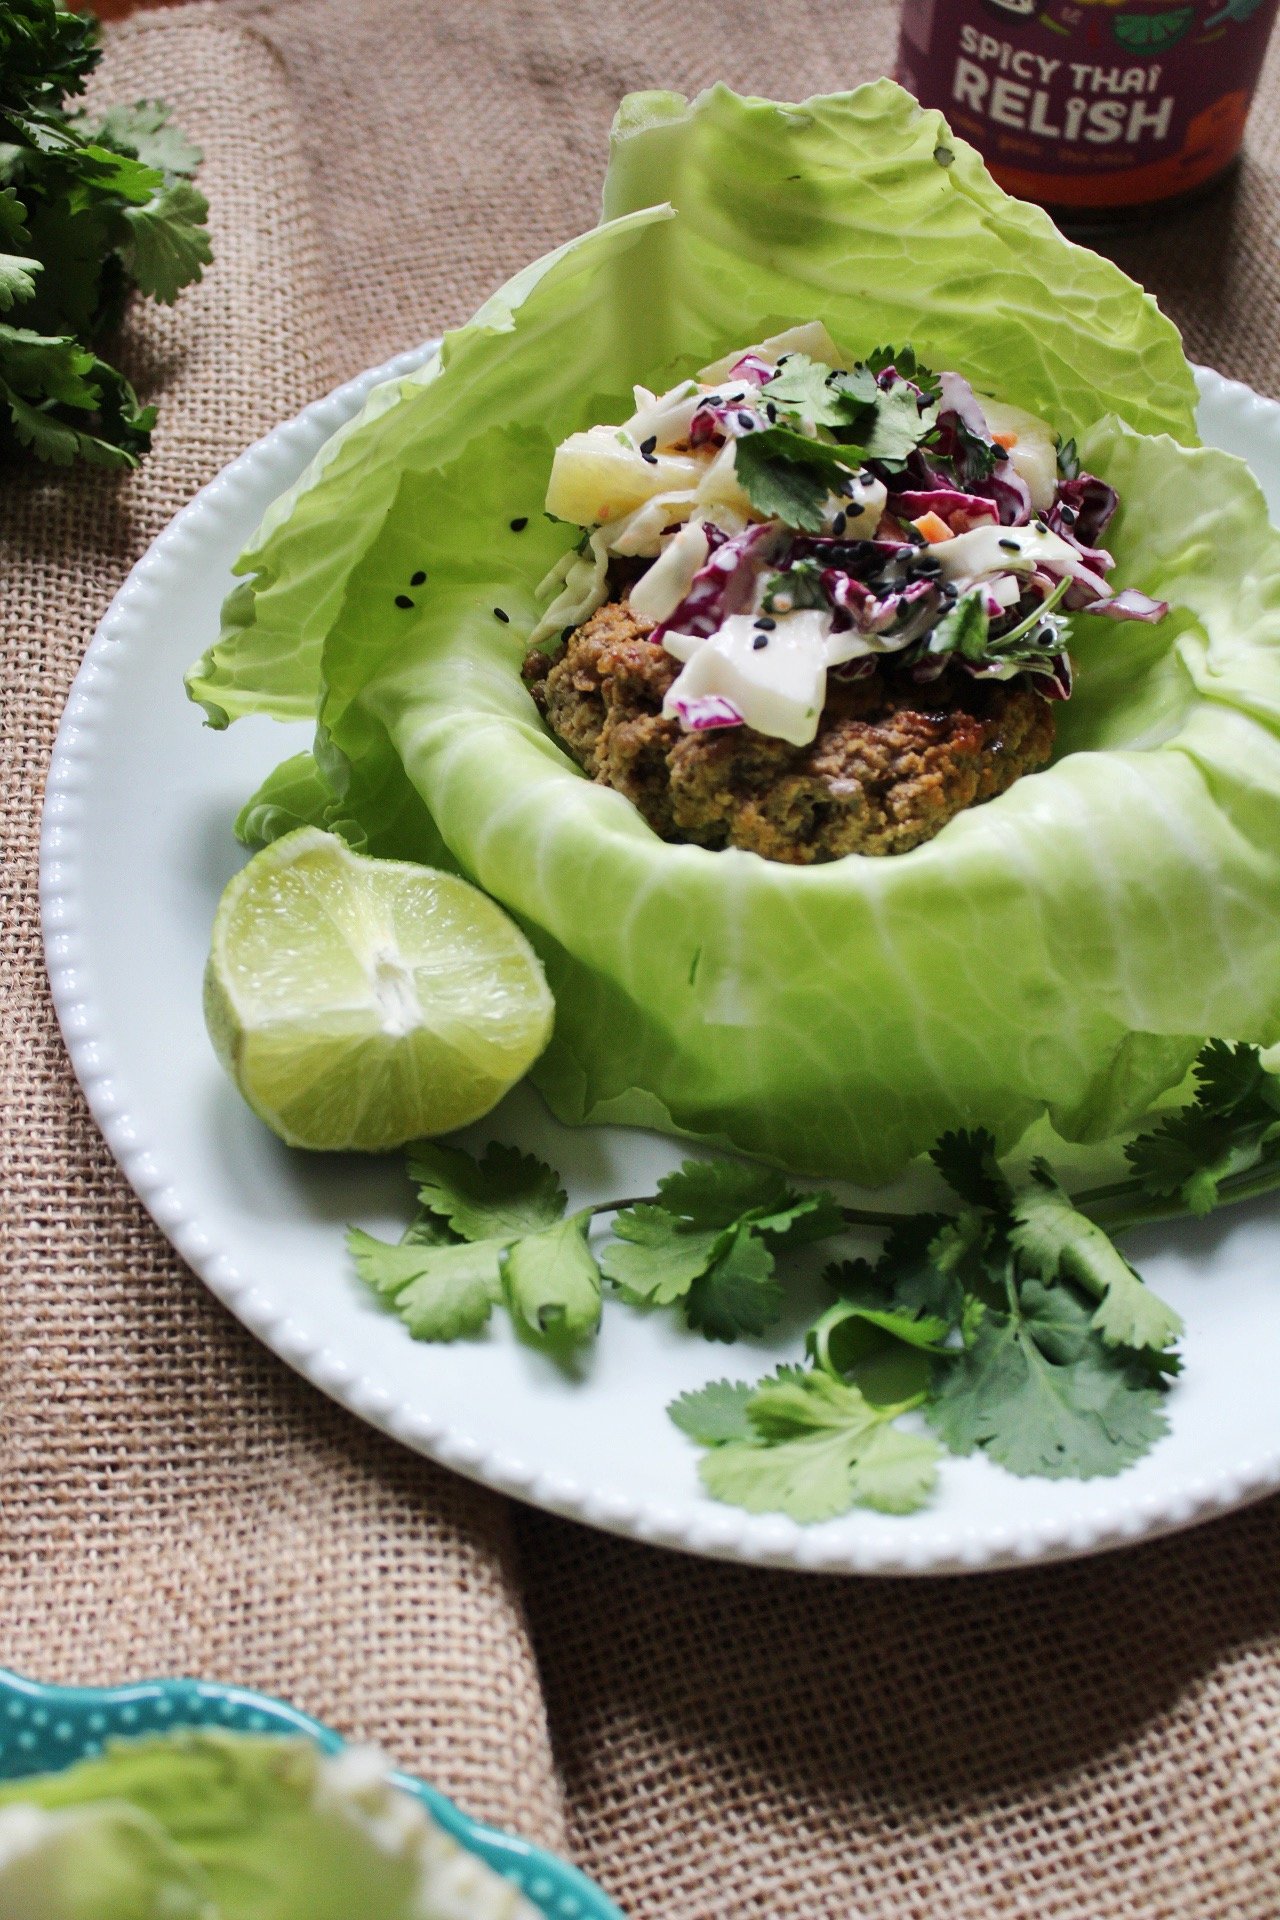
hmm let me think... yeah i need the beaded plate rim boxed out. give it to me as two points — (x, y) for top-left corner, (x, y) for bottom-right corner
(38, 348), (1280, 1577)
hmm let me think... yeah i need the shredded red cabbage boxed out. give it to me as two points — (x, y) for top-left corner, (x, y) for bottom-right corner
(1049, 473), (1119, 546)
(1080, 586), (1169, 623)
(727, 352), (774, 387)
(893, 489), (999, 534)
(666, 692), (745, 730)
(653, 521), (786, 644)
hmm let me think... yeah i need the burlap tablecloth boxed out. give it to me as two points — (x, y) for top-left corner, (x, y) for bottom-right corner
(4, 3), (1280, 1913)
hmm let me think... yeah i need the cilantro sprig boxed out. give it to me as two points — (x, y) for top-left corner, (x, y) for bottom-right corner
(0, 1), (211, 469)
(349, 1042), (1280, 1523)
(730, 347), (941, 530)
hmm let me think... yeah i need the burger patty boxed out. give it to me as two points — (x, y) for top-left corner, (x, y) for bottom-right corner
(522, 599), (1056, 863)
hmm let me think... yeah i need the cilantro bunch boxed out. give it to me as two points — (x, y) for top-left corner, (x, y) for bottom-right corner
(0, 0), (211, 469)
(351, 1041), (1280, 1522)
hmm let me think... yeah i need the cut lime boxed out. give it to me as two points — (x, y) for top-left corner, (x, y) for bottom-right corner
(204, 828), (554, 1151)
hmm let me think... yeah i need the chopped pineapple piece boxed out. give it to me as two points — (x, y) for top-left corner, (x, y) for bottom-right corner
(546, 428), (705, 525)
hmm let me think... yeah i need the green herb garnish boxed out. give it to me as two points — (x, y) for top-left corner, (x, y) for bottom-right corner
(732, 424), (859, 533)
(0, 0), (210, 469)
(349, 1043), (1280, 1521)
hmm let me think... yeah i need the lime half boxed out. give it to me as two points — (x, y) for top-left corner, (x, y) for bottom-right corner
(204, 828), (554, 1151)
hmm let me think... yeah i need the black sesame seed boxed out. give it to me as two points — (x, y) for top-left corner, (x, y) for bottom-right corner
(410, 570), (427, 586)
(752, 634), (769, 650)
(999, 538), (1021, 553)
(509, 516), (528, 532)
(394, 594), (414, 609)
(915, 554), (942, 575)
(736, 411), (754, 430)
(1060, 506), (1078, 526)
(765, 402), (778, 422)
(639, 435), (658, 466)
(1032, 520), (1047, 534)
(755, 616), (777, 631)
(832, 511), (847, 536)
(992, 444), (1009, 462)
(494, 607), (510, 624)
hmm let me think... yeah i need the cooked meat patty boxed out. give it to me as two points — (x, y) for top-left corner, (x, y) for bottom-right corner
(522, 599), (1056, 862)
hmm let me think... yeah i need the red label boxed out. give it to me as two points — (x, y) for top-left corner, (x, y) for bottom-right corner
(897, 0), (1279, 207)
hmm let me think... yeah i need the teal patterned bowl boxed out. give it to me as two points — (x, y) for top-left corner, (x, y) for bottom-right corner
(0, 1669), (621, 1919)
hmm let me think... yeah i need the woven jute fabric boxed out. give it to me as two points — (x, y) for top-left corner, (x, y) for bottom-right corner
(0, 8), (565, 1850)
(4, 1), (1280, 1915)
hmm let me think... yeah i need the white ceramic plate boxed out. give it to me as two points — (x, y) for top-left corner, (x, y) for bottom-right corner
(41, 348), (1280, 1575)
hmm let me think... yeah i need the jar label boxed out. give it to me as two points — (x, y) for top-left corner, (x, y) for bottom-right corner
(898, 0), (1278, 207)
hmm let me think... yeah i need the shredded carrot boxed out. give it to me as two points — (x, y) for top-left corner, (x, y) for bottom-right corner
(911, 511), (953, 545)
(992, 430), (1018, 449)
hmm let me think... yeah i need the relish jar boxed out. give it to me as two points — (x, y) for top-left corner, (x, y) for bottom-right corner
(897, 0), (1280, 221)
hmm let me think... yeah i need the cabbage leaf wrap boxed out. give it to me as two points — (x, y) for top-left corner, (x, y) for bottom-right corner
(187, 81), (1280, 1182)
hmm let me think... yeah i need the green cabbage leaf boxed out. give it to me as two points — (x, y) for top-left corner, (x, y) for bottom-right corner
(187, 81), (1280, 1182)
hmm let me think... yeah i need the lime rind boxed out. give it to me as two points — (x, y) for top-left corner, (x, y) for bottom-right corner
(204, 828), (554, 1151)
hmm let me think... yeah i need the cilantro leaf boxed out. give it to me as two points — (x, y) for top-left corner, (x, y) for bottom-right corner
(857, 374), (938, 466)
(0, 334), (152, 468)
(863, 343), (939, 392)
(732, 426), (859, 533)
(116, 175), (210, 304)
(0, 2), (99, 125)
(924, 1209), (994, 1310)
(1125, 1043), (1280, 1213)
(762, 352), (938, 468)
(810, 1290), (950, 1362)
(762, 352), (854, 429)
(924, 586), (990, 664)
(926, 1277), (1168, 1478)
(948, 415), (1001, 486)
(0, 187), (30, 246)
(408, 1140), (566, 1241)
(753, 1190), (846, 1247)
(1057, 434), (1080, 480)
(401, 1211), (458, 1247)
(500, 1210), (602, 1345)
(698, 1368), (940, 1520)
(347, 1226), (499, 1341)
(603, 1163), (841, 1325)
(930, 1128), (1011, 1211)
(684, 1225), (782, 1341)
(0, 318), (97, 404)
(667, 1378), (755, 1445)
(656, 1157), (791, 1227)
(832, 1212), (966, 1324)
(74, 100), (201, 179)
(1125, 1109), (1237, 1213)
(65, 141), (161, 214)
(807, 1297), (940, 1412)
(0, 249), (41, 311)
(0, 191), (40, 310)
(1195, 1037), (1280, 1118)
(1010, 1161), (1183, 1352)
(599, 1203), (723, 1306)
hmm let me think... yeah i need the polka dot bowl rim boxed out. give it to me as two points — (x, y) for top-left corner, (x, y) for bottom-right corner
(0, 1668), (621, 1920)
